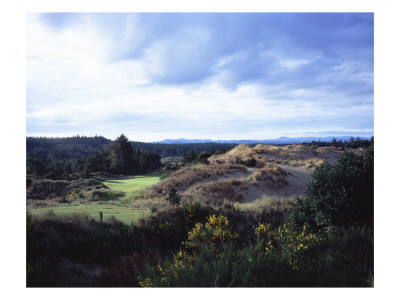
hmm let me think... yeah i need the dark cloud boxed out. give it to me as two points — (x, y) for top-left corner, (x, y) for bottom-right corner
(38, 13), (373, 96)
(123, 13), (373, 97)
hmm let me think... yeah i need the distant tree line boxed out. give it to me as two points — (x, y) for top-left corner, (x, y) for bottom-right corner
(181, 149), (228, 165)
(26, 135), (112, 160)
(27, 134), (161, 183)
(27, 136), (237, 159)
(302, 136), (373, 149)
(131, 141), (236, 158)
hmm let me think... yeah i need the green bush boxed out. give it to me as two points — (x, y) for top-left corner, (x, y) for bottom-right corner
(165, 187), (181, 206)
(140, 204), (216, 254)
(287, 146), (373, 231)
(240, 158), (257, 167)
(196, 151), (212, 164)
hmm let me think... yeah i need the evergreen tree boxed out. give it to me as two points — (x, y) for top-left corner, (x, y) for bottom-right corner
(109, 134), (135, 175)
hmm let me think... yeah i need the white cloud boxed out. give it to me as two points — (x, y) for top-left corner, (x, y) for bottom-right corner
(279, 59), (311, 69)
(26, 13), (374, 142)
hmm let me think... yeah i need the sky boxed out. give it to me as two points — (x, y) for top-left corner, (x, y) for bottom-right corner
(26, 12), (374, 142)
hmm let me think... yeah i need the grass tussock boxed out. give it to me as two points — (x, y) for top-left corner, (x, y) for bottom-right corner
(250, 163), (288, 185)
(253, 144), (300, 160)
(183, 179), (244, 206)
(233, 195), (296, 213)
(130, 196), (173, 211)
(288, 157), (326, 169)
(208, 144), (267, 168)
(145, 164), (247, 198)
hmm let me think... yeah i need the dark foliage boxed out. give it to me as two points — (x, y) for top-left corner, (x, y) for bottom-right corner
(165, 187), (181, 206)
(240, 158), (257, 167)
(182, 150), (197, 164)
(109, 134), (135, 175)
(27, 135), (162, 180)
(287, 145), (374, 231)
(302, 136), (373, 149)
(195, 151), (212, 164)
(131, 142), (235, 158)
(26, 135), (111, 160)
(26, 213), (143, 287)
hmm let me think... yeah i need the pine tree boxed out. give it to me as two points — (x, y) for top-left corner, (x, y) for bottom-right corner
(109, 134), (135, 175)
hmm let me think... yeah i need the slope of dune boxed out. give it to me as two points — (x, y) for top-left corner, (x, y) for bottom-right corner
(145, 144), (344, 204)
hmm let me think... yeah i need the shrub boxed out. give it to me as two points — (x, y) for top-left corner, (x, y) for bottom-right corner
(196, 151), (212, 164)
(137, 222), (372, 287)
(26, 213), (144, 286)
(253, 223), (325, 271)
(185, 215), (238, 252)
(165, 187), (181, 206)
(140, 204), (217, 254)
(287, 146), (373, 231)
(240, 158), (257, 167)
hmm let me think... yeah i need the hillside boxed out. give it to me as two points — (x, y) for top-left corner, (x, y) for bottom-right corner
(145, 143), (344, 204)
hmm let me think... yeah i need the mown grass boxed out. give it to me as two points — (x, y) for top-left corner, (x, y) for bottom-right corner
(27, 174), (161, 225)
(102, 174), (162, 203)
(28, 204), (150, 225)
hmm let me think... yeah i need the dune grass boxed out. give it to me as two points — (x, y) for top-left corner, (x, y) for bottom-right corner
(233, 195), (296, 212)
(28, 204), (150, 225)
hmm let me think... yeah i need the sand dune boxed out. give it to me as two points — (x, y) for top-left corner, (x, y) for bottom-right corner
(146, 144), (344, 203)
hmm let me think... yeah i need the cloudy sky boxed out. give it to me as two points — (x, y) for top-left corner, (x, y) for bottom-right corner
(26, 13), (374, 142)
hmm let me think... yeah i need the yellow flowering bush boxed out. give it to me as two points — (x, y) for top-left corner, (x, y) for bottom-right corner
(185, 214), (238, 251)
(138, 250), (193, 287)
(253, 223), (272, 240)
(140, 215), (238, 287)
(254, 223), (325, 270)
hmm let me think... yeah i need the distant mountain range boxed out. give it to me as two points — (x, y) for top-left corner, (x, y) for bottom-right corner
(154, 136), (372, 145)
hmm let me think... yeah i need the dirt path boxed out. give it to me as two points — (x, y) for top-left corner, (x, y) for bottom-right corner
(276, 164), (313, 197)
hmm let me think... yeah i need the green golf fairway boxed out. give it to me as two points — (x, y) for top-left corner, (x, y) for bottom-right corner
(28, 174), (162, 224)
(28, 204), (150, 224)
(102, 174), (162, 201)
